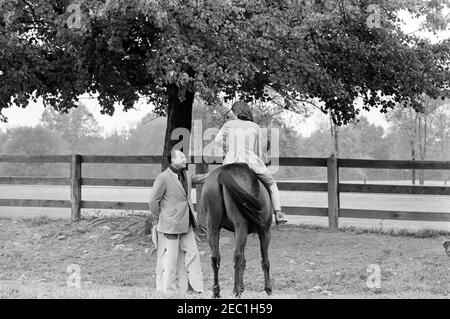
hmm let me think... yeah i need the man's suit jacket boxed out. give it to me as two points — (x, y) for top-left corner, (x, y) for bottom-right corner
(149, 167), (209, 234)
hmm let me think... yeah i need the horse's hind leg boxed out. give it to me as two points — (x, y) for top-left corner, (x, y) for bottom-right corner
(233, 225), (248, 297)
(208, 226), (221, 298)
(258, 227), (272, 295)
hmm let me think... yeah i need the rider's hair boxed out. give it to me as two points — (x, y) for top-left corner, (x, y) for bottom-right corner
(231, 100), (254, 122)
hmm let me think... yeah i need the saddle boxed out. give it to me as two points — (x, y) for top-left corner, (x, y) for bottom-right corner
(230, 163), (273, 199)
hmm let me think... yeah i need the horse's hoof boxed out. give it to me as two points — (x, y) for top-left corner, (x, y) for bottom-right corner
(265, 288), (272, 295)
(212, 293), (221, 299)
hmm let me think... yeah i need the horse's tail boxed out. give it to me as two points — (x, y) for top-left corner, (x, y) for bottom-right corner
(218, 172), (264, 227)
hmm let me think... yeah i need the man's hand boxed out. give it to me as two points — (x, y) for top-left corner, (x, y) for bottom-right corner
(149, 174), (165, 218)
(192, 172), (210, 185)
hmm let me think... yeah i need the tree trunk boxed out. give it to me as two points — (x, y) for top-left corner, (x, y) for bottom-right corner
(439, 116), (446, 185)
(411, 142), (416, 185)
(162, 84), (195, 171)
(442, 127), (448, 186)
(329, 114), (339, 157)
(418, 114), (422, 185)
(330, 119), (340, 211)
(334, 125), (339, 157)
(143, 83), (195, 236)
(161, 82), (210, 232)
(410, 109), (417, 185)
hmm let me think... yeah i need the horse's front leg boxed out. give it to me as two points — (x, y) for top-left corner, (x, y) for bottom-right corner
(233, 226), (248, 297)
(208, 226), (221, 298)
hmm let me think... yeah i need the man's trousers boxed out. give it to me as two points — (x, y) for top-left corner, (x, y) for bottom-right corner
(155, 226), (204, 295)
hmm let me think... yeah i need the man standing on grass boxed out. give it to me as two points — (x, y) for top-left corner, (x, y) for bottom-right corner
(149, 149), (209, 296)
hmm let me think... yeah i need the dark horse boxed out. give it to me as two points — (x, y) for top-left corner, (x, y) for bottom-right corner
(201, 162), (273, 298)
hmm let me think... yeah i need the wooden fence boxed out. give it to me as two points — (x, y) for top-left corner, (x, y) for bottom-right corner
(0, 154), (449, 231)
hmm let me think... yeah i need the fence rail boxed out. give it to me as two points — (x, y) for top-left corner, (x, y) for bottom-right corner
(0, 154), (449, 230)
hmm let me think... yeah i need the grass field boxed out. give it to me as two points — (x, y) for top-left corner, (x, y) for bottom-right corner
(0, 183), (449, 232)
(0, 216), (449, 299)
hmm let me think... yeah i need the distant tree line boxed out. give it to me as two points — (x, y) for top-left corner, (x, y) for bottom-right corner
(0, 99), (449, 184)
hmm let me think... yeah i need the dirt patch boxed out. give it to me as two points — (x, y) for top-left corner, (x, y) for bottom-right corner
(0, 217), (449, 298)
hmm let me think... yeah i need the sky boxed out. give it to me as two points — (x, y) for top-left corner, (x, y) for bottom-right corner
(0, 94), (392, 138)
(0, 96), (154, 136)
(1, 8), (449, 137)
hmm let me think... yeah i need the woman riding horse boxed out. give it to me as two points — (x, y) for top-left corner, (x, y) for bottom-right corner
(214, 100), (288, 225)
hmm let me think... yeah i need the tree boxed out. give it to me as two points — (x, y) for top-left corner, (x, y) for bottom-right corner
(385, 97), (448, 184)
(1, 0), (450, 173)
(415, 96), (443, 184)
(302, 115), (388, 180)
(0, 126), (68, 176)
(40, 103), (102, 151)
(337, 117), (385, 157)
(0, 130), (7, 150)
(191, 96), (230, 159)
(430, 103), (450, 184)
(387, 104), (421, 183)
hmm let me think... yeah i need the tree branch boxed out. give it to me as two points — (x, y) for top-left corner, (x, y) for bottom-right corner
(21, 0), (38, 22)
(266, 86), (323, 113)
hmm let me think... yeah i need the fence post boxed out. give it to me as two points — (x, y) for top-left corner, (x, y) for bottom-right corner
(195, 160), (209, 227)
(327, 154), (339, 231)
(70, 154), (82, 221)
